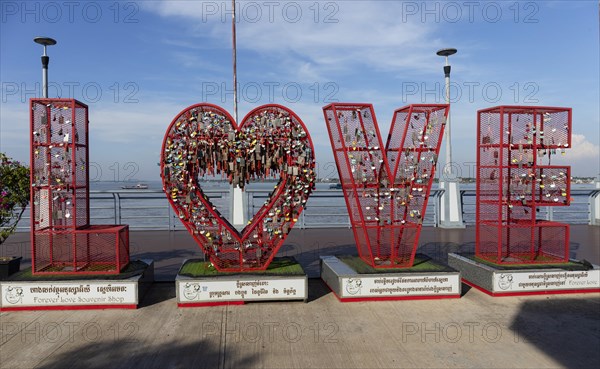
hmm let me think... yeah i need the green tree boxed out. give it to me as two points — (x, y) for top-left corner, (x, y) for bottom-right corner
(0, 153), (30, 244)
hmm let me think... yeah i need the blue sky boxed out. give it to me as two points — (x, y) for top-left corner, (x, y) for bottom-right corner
(1, 0), (598, 180)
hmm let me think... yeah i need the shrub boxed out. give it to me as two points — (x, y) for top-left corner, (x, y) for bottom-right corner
(0, 153), (30, 244)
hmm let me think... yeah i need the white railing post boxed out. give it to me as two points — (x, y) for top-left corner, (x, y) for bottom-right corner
(590, 177), (600, 225)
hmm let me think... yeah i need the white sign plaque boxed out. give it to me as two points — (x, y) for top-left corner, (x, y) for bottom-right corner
(1, 281), (138, 308)
(340, 274), (460, 298)
(493, 269), (600, 293)
(177, 277), (307, 303)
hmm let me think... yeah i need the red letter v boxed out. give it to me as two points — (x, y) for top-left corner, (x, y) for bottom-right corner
(323, 103), (448, 268)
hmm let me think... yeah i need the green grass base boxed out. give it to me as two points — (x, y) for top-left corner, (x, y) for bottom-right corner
(41, 263), (120, 273)
(7, 260), (149, 281)
(467, 254), (588, 271)
(179, 257), (305, 277)
(338, 254), (455, 274)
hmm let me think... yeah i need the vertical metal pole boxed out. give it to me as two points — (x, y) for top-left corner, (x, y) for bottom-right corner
(443, 56), (451, 175)
(232, 0), (238, 122)
(41, 45), (49, 98)
(230, 1), (246, 229)
(436, 48), (464, 228)
(34, 37), (56, 98)
(592, 176), (600, 225)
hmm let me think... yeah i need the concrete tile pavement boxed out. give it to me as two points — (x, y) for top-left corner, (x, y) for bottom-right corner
(1, 226), (598, 368)
(1, 281), (598, 368)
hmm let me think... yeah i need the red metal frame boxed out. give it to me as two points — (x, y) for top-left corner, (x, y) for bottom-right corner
(323, 103), (449, 268)
(30, 98), (129, 274)
(160, 103), (316, 272)
(476, 106), (572, 264)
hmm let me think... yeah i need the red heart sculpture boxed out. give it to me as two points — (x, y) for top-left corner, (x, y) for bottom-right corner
(161, 103), (316, 271)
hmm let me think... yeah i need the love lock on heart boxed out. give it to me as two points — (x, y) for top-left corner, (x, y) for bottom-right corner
(323, 103), (449, 268)
(161, 103), (316, 271)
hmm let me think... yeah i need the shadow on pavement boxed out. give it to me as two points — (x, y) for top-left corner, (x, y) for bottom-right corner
(37, 336), (259, 369)
(138, 282), (176, 308)
(509, 297), (600, 369)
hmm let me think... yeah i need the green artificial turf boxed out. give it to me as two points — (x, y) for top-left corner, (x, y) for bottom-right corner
(338, 254), (454, 274)
(42, 263), (119, 272)
(179, 256), (305, 277)
(8, 260), (149, 281)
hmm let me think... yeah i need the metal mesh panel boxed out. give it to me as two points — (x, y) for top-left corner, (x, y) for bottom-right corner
(353, 226), (371, 263)
(32, 226), (128, 274)
(119, 226), (130, 267)
(479, 223), (568, 264)
(394, 225), (419, 265)
(30, 99), (129, 274)
(477, 224), (500, 262)
(75, 187), (88, 228)
(82, 228), (116, 271)
(32, 232), (51, 270)
(324, 103), (449, 268)
(537, 223), (569, 262)
(476, 106), (572, 264)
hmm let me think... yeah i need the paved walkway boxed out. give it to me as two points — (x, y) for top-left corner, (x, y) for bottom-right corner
(1, 281), (599, 368)
(1, 226), (599, 368)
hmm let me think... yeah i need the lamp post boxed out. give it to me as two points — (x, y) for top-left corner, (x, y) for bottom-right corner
(436, 48), (464, 228)
(232, 0), (238, 122)
(593, 173), (600, 225)
(436, 48), (456, 176)
(33, 37), (57, 98)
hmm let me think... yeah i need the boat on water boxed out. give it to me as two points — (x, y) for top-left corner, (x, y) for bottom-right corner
(329, 183), (342, 189)
(121, 183), (149, 190)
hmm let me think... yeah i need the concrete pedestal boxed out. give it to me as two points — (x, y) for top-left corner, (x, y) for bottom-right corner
(448, 253), (600, 296)
(0, 260), (154, 311)
(176, 258), (308, 307)
(320, 255), (461, 302)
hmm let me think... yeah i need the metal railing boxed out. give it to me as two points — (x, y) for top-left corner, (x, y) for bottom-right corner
(247, 189), (445, 229)
(8, 188), (600, 232)
(460, 189), (600, 225)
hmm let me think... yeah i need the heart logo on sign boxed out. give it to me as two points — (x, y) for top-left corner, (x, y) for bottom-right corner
(161, 103), (316, 271)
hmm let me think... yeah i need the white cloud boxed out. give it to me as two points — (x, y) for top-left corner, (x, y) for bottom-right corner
(143, 1), (442, 79)
(552, 133), (600, 176)
(88, 103), (175, 144)
(0, 99), (182, 167)
(563, 134), (599, 160)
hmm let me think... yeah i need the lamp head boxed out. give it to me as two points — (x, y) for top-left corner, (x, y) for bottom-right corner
(34, 37), (57, 46)
(436, 48), (457, 57)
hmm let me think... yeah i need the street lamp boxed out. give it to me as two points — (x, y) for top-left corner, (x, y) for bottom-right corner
(33, 37), (57, 98)
(436, 48), (457, 176)
(229, 3), (246, 229)
(436, 47), (464, 228)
